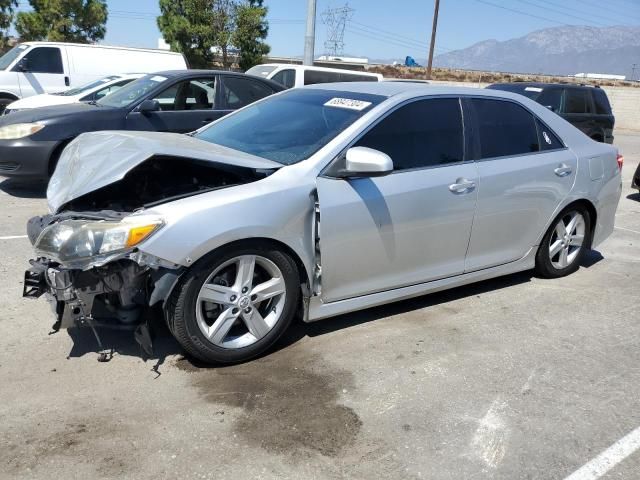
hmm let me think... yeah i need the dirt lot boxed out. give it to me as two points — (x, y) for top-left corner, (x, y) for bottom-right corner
(0, 134), (638, 480)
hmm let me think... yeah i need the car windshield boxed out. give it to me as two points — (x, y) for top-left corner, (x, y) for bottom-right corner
(195, 89), (385, 165)
(245, 65), (278, 78)
(97, 74), (169, 107)
(0, 44), (28, 71)
(54, 76), (121, 96)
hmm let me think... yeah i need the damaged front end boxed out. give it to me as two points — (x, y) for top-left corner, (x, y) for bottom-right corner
(23, 131), (281, 360)
(23, 211), (183, 360)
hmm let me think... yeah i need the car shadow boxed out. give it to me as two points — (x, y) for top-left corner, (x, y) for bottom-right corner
(0, 177), (47, 198)
(64, 254), (606, 373)
(627, 192), (639, 202)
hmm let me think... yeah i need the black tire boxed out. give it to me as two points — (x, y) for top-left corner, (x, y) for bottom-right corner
(535, 204), (592, 279)
(167, 242), (300, 364)
(0, 97), (15, 114)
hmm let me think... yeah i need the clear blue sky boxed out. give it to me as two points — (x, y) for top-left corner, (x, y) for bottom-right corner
(15, 0), (640, 60)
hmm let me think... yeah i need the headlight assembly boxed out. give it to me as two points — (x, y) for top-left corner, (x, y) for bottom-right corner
(0, 122), (44, 139)
(34, 216), (164, 266)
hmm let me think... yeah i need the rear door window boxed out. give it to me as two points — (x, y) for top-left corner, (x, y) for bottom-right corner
(271, 69), (296, 88)
(470, 98), (540, 159)
(222, 76), (275, 109)
(17, 47), (63, 74)
(152, 78), (216, 111)
(355, 98), (464, 170)
(536, 88), (562, 112)
(564, 89), (592, 114)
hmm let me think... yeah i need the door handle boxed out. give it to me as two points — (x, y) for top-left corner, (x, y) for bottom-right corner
(201, 118), (214, 124)
(554, 164), (573, 177)
(64, 76), (70, 87)
(449, 178), (476, 194)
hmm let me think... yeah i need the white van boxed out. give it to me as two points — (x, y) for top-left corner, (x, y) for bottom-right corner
(246, 63), (382, 89)
(0, 42), (187, 111)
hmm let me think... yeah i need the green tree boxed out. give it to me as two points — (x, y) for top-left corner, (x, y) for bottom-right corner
(157, 0), (271, 70)
(233, 0), (270, 71)
(157, 0), (217, 69)
(15, 0), (108, 43)
(0, 0), (18, 50)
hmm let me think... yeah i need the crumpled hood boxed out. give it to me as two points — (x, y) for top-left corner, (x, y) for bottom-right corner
(47, 130), (282, 213)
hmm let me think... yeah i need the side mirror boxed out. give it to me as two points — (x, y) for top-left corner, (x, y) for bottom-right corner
(341, 146), (393, 177)
(545, 105), (557, 112)
(138, 99), (160, 114)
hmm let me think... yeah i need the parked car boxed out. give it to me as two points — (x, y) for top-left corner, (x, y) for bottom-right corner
(246, 63), (382, 89)
(4, 74), (145, 114)
(633, 161), (640, 193)
(0, 42), (187, 112)
(23, 83), (622, 364)
(0, 70), (283, 178)
(486, 82), (615, 144)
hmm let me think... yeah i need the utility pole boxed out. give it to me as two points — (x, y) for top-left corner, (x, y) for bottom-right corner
(426, 0), (440, 80)
(304, 0), (317, 66)
(632, 63), (638, 82)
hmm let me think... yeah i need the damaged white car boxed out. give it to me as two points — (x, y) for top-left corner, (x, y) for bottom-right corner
(24, 84), (622, 363)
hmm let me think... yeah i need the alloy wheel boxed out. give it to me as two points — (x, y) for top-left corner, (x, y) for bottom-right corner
(548, 211), (586, 269)
(195, 255), (287, 349)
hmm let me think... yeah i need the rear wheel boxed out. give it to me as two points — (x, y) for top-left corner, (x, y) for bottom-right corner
(167, 243), (299, 364)
(535, 205), (591, 278)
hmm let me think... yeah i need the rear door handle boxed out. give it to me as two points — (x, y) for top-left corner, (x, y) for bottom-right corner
(64, 76), (70, 87)
(449, 178), (476, 194)
(554, 164), (573, 177)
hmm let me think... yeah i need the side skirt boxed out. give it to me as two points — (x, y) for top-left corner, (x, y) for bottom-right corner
(306, 248), (536, 322)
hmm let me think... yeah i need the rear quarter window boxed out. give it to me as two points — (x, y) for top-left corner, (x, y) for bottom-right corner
(304, 70), (342, 85)
(593, 89), (612, 115)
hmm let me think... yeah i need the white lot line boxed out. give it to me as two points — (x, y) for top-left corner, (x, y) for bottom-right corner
(563, 426), (640, 480)
(0, 235), (28, 240)
(615, 226), (640, 235)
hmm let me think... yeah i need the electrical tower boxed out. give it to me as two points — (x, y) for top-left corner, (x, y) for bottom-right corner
(321, 3), (354, 57)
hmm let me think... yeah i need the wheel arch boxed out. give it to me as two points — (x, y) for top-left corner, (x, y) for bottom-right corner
(48, 138), (75, 176)
(155, 236), (312, 311)
(0, 91), (19, 101)
(540, 198), (597, 249)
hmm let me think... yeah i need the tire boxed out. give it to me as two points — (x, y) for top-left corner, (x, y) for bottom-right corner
(0, 97), (15, 114)
(535, 205), (591, 279)
(167, 242), (300, 364)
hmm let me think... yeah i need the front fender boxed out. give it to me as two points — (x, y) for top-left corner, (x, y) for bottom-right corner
(137, 175), (317, 286)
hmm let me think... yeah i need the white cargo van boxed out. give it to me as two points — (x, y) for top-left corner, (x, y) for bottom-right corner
(246, 63), (382, 89)
(0, 42), (187, 111)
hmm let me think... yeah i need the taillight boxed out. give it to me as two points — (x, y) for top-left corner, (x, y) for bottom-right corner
(616, 153), (624, 171)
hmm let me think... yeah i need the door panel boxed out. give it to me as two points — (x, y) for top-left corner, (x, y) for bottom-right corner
(316, 163), (478, 303)
(15, 46), (67, 96)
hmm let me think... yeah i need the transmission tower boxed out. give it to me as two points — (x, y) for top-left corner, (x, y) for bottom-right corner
(321, 3), (354, 56)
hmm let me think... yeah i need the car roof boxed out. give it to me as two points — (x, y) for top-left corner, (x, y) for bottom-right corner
(257, 63), (380, 76)
(303, 81), (538, 100)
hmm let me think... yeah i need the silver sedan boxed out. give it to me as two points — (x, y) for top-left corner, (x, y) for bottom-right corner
(25, 83), (622, 364)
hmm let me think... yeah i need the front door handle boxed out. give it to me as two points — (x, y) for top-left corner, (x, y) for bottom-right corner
(449, 178), (476, 194)
(554, 164), (573, 177)
(201, 118), (214, 124)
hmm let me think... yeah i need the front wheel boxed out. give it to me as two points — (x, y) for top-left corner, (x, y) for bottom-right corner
(167, 243), (300, 364)
(535, 205), (591, 278)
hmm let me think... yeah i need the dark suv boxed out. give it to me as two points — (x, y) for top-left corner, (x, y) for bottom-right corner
(487, 82), (614, 144)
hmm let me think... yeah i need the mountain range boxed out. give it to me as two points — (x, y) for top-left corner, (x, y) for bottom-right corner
(433, 25), (640, 77)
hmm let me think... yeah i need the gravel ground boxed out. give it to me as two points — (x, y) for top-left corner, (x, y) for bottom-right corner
(0, 133), (638, 480)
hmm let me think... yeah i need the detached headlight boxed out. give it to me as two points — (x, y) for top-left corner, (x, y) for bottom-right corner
(35, 216), (163, 264)
(0, 122), (44, 139)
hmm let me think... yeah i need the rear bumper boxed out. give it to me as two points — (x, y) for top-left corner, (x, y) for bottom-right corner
(0, 138), (59, 178)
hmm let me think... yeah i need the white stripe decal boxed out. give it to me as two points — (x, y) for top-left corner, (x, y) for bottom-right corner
(564, 426), (640, 480)
(0, 235), (28, 240)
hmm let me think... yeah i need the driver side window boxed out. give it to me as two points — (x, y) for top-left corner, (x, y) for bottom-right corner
(151, 78), (216, 111)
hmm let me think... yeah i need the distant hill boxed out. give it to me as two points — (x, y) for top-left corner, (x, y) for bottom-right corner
(434, 26), (640, 77)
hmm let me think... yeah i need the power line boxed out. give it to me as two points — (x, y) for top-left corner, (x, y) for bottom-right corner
(473, 0), (568, 26)
(352, 20), (454, 52)
(514, 0), (608, 27)
(577, 0), (640, 22)
(533, 0), (640, 25)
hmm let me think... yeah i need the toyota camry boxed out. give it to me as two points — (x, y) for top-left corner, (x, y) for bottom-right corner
(23, 83), (622, 364)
